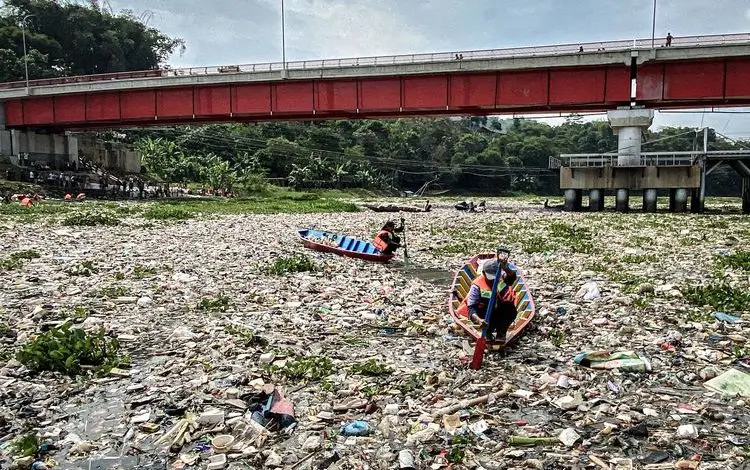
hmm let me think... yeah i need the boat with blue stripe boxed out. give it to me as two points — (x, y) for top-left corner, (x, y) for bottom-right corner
(449, 253), (536, 350)
(297, 229), (395, 263)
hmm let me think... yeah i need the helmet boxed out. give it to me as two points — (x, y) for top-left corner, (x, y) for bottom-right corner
(481, 259), (500, 281)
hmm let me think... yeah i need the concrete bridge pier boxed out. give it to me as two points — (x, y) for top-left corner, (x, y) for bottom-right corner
(615, 189), (630, 212)
(588, 189), (604, 211)
(669, 188), (688, 212)
(743, 178), (750, 215)
(564, 189), (583, 212)
(642, 189), (658, 213)
(608, 108), (655, 166)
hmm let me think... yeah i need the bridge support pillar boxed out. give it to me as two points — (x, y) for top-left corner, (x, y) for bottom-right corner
(743, 178), (750, 215)
(607, 108), (655, 166)
(690, 189), (703, 214)
(643, 189), (658, 213)
(564, 189), (582, 212)
(669, 188), (688, 213)
(615, 189), (629, 212)
(589, 189), (604, 211)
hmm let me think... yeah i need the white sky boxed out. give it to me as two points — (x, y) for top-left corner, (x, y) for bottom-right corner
(103, 0), (750, 137)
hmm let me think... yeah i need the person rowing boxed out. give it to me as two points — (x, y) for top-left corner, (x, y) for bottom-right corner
(457, 250), (518, 346)
(372, 219), (405, 255)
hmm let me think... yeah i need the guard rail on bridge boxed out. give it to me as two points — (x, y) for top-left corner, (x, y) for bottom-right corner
(0, 32), (748, 90)
(549, 150), (750, 169)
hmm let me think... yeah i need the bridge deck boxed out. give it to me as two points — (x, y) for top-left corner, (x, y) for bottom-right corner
(0, 33), (747, 99)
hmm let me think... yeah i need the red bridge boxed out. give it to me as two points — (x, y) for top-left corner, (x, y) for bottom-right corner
(1, 33), (749, 130)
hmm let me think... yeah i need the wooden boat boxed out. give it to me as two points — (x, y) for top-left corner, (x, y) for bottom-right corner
(298, 229), (395, 263)
(363, 203), (430, 213)
(448, 253), (535, 350)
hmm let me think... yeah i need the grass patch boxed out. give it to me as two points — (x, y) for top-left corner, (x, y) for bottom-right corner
(197, 294), (233, 312)
(683, 283), (750, 312)
(17, 324), (128, 377)
(143, 191), (360, 217)
(62, 210), (121, 227)
(266, 253), (317, 275)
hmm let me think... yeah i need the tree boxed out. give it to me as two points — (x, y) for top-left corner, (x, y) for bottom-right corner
(0, 0), (185, 81)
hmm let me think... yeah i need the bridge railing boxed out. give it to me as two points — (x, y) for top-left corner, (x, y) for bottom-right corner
(552, 151), (706, 168)
(0, 32), (748, 90)
(551, 150), (750, 169)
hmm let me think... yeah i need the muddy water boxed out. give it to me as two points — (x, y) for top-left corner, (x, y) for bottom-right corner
(391, 266), (455, 289)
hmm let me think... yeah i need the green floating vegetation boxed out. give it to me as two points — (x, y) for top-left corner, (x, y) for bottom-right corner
(265, 355), (334, 382)
(142, 205), (193, 220)
(197, 294), (233, 312)
(142, 191), (360, 217)
(348, 358), (393, 376)
(0, 250), (41, 271)
(717, 251), (750, 272)
(62, 210), (121, 227)
(683, 283), (750, 312)
(17, 324), (128, 377)
(266, 253), (317, 275)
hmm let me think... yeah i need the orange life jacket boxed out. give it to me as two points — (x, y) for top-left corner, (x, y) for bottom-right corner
(20, 197), (33, 207)
(372, 229), (392, 252)
(456, 272), (517, 318)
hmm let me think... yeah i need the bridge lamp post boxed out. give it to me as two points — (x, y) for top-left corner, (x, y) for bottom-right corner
(20, 13), (34, 95)
(281, 0), (286, 70)
(650, 0), (657, 49)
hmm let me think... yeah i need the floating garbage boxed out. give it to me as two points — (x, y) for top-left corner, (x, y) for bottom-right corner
(1, 198), (749, 469)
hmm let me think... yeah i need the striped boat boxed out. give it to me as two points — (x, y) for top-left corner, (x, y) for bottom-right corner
(449, 253), (535, 350)
(298, 229), (395, 263)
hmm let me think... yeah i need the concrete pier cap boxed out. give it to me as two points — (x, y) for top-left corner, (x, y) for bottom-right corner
(607, 108), (655, 166)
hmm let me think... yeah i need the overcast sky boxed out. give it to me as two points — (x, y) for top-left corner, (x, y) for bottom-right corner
(105, 0), (750, 138)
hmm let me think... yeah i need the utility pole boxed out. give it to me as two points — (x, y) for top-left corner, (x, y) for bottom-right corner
(20, 14), (34, 95)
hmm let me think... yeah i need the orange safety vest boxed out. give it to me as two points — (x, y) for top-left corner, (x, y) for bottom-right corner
(456, 272), (516, 318)
(372, 229), (392, 252)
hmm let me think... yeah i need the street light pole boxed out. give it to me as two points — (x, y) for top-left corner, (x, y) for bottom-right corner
(281, 0), (286, 70)
(20, 14), (32, 95)
(650, 0), (657, 49)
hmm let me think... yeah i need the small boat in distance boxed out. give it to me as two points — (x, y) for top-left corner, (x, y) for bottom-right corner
(297, 229), (395, 263)
(449, 253), (535, 350)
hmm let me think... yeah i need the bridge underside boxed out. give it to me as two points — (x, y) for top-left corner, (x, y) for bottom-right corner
(4, 56), (750, 130)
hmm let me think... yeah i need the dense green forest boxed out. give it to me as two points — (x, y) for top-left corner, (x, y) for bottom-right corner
(117, 118), (748, 196)
(1, 0), (747, 196)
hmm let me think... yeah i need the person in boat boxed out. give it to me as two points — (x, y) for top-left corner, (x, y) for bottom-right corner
(372, 219), (405, 254)
(457, 257), (518, 345)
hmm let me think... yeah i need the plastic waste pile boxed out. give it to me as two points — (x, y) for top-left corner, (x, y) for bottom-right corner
(0, 197), (749, 469)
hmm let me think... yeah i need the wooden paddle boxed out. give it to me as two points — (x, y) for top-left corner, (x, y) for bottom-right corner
(400, 215), (409, 268)
(470, 249), (502, 370)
